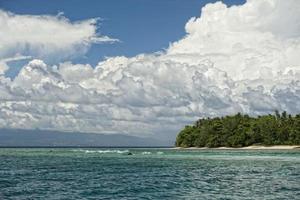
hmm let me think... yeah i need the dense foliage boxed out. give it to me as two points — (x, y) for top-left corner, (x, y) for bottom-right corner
(176, 111), (300, 148)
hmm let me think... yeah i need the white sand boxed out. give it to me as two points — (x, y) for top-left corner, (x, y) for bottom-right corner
(240, 145), (300, 150)
(174, 145), (300, 150)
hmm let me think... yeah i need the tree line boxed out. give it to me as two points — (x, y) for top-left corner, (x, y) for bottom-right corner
(176, 111), (300, 148)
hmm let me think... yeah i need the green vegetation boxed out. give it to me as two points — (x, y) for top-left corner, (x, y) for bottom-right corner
(176, 111), (300, 148)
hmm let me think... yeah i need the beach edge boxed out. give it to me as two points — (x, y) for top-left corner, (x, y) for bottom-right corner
(173, 145), (300, 150)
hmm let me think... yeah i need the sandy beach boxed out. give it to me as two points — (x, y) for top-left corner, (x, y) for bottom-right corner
(174, 145), (300, 150)
(239, 145), (300, 150)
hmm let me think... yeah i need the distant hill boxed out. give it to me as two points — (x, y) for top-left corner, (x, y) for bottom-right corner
(0, 129), (169, 147)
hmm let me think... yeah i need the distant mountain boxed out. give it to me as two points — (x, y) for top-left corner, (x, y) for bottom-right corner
(0, 129), (170, 147)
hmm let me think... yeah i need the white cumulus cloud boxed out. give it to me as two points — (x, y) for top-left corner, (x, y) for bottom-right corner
(0, 10), (118, 62)
(0, 0), (299, 142)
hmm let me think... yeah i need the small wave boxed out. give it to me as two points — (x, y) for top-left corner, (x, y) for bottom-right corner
(141, 151), (152, 155)
(156, 151), (164, 155)
(73, 149), (129, 154)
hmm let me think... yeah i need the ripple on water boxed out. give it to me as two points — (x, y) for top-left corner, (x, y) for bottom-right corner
(0, 148), (299, 199)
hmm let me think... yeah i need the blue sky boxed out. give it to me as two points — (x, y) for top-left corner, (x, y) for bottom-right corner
(0, 0), (245, 66)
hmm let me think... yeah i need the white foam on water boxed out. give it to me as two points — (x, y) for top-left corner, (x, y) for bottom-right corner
(73, 149), (129, 154)
(141, 151), (152, 155)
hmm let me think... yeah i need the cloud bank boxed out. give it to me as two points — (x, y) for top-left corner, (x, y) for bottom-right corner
(0, 0), (299, 140)
(0, 10), (118, 62)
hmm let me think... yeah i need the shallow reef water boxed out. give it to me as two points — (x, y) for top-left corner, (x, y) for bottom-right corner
(0, 148), (299, 199)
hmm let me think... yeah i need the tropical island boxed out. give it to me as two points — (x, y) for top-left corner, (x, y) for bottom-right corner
(176, 111), (300, 148)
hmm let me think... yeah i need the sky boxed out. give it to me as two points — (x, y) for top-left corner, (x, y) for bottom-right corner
(0, 0), (246, 66)
(0, 0), (299, 143)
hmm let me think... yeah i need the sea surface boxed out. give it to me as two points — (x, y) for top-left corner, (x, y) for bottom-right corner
(0, 148), (299, 200)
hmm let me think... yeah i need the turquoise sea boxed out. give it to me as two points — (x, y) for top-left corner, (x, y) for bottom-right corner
(0, 148), (299, 200)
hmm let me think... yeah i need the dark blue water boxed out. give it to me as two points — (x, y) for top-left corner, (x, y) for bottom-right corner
(0, 148), (299, 199)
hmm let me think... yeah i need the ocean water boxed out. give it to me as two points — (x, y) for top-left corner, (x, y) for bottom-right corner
(0, 148), (299, 200)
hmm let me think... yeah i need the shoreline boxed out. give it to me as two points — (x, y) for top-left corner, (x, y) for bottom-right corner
(173, 145), (300, 150)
